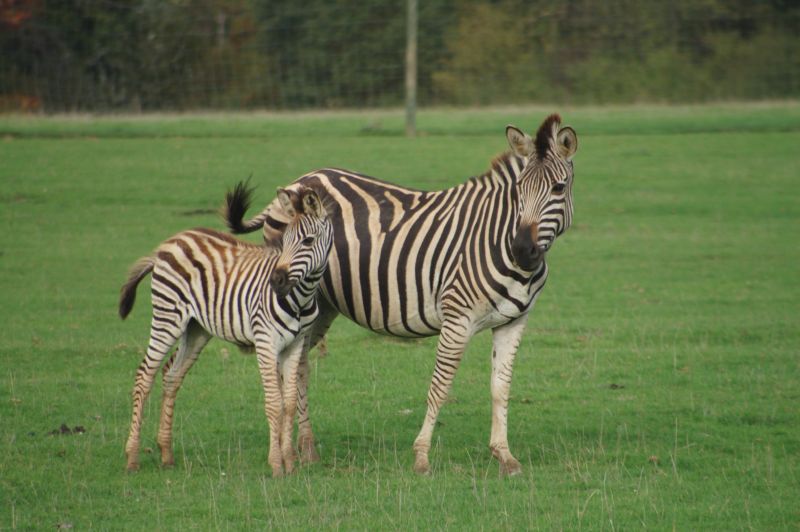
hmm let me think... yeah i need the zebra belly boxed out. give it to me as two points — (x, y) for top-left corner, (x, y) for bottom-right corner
(320, 280), (442, 338)
(190, 307), (256, 347)
(322, 278), (539, 337)
(191, 307), (311, 350)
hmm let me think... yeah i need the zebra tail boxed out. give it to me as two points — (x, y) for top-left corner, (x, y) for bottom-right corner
(222, 179), (264, 234)
(119, 256), (155, 320)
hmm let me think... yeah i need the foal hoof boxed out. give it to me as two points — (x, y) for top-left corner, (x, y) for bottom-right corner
(282, 454), (297, 475)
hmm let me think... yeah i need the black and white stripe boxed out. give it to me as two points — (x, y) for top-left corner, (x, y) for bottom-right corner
(120, 187), (332, 476)
(227, 114), (578, 475)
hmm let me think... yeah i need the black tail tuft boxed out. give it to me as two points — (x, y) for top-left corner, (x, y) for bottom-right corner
(223, 178), (255, 234)
(119, 288), (136, 320)
(119, 257), (154, 319)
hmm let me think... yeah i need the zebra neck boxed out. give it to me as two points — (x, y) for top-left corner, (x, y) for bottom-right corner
(280, 275), (323, 316)
(474, 152), (524, 251)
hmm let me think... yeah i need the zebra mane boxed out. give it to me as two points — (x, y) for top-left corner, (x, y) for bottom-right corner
(489, 150), (516, 174)
(480, 150), (527, 186)
(534, 113), (562, 160)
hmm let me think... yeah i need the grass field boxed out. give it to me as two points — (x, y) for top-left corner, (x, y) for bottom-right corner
(1, 102), (799, 529)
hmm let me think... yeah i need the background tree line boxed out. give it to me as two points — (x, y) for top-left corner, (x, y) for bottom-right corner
(1, 0), (797, 112)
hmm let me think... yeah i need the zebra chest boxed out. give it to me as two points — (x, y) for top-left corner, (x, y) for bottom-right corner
(262, 298), (319, 341)
(466, 272), (548, 332)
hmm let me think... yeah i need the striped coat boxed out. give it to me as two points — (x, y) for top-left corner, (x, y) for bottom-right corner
(120, 187), (332, 476)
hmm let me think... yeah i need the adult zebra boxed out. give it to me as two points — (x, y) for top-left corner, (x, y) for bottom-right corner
(226, 114), (578, 475)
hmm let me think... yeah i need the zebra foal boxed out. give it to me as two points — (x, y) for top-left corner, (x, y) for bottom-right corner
(119, 186), (332, 476)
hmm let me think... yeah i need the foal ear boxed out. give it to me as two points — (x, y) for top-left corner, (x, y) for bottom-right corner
(506, 125), (534, 157)
(556, 126), (578, 160)
(276, 187), (297, 218)
(301, 189), (326, 219)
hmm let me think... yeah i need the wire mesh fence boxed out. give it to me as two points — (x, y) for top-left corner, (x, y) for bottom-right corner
(1, 0), (798, 113)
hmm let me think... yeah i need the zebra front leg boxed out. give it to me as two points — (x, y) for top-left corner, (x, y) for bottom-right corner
(278, 337), (305, 474)
(156, 320), (211, 468)
(412, 315), (472, 475)
(296, 347), (320, 464)
(254, 337), (285, 477)
(490, 314), (529, 476)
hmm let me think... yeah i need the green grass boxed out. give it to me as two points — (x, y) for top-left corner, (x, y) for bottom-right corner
(1, 103), (798, 529)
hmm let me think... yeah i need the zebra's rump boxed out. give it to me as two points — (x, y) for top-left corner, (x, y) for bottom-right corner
(150, 228), (272, 345)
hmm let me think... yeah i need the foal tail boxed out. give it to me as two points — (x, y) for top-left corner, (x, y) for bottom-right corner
(119, 256), (155, 319)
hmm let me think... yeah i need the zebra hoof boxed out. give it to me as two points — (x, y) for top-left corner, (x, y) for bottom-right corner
(499, 459), (522, 477)
(413, 455), (431, 475)
(300, 445), (320, 464)
(160, 450), (175, 468)
(125, 461), (140, 473)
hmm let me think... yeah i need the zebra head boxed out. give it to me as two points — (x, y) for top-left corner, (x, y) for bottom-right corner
(506, 114), (578, 271)
(269, 186), (333, 298)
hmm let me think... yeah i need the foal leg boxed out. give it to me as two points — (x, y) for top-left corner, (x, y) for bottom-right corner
(254, 334), (284, 477)
(125, 310), (188, 472)
(156, 320), (211, 467)
(278, 337), (304, 474)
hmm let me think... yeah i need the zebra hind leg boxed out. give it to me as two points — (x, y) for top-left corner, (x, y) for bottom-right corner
(297, 307), (337, 464)
(125, 310), (188, 472)
(156, 319), (211, 468)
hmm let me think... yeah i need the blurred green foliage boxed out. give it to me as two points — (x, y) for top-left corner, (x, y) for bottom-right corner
(0, 0), (797, 111)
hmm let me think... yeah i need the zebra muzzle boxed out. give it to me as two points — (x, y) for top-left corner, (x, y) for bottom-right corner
(511, 228), (544, 270)
(269, 268), (296, 297)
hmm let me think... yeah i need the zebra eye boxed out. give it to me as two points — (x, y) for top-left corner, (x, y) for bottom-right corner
(301, 236), (315, 246)
(551, 182), (567, 195)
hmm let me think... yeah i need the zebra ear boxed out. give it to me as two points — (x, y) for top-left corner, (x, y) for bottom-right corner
(506, 125), (534, 157)
(556, 126), (578, 160)
(301, 190), (326, 219)
(276, 188), (297, 218)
